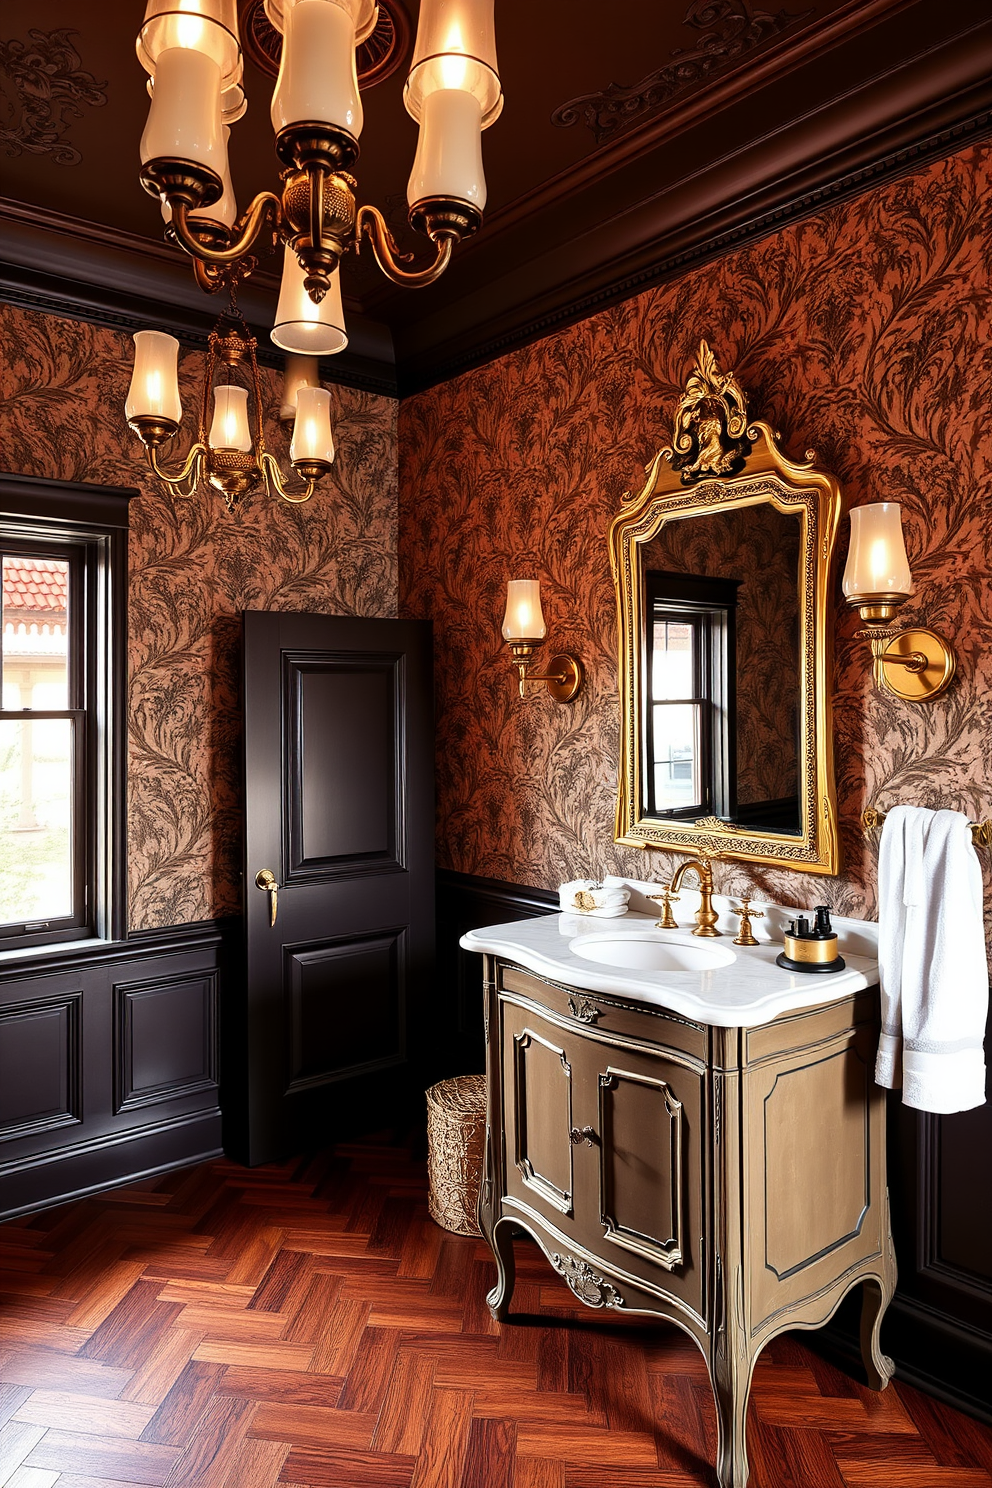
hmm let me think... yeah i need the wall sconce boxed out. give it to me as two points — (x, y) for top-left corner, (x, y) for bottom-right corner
(501, 580), (582, 702)
(842, 502), (955, 701)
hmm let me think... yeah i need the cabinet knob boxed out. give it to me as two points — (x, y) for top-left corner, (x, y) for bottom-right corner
(569, 1125), (597, 1146)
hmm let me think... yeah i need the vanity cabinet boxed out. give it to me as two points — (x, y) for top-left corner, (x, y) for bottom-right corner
(479, 956), (897, 1488)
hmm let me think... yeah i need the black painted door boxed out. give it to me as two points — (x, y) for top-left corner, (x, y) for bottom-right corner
(236, 611), (434, 1166)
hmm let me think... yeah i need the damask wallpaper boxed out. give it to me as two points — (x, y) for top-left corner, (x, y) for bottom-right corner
(0, 305), (398, 929)
(399, 140), (992, 925)
(641, 503), (801, 810)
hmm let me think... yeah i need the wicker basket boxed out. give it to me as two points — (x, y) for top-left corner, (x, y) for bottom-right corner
(425, 1073), (487, 1236)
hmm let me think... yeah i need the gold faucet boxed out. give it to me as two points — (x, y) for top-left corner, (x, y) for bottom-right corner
(668, 856), (721, 937)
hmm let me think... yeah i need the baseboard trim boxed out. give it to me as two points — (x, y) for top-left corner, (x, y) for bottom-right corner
(0, 1109), (223, 1219)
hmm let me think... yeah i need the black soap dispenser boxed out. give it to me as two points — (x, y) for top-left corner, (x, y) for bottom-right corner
(775, 905), (846, 973)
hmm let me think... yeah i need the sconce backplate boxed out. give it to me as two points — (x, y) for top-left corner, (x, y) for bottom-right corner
(875, 627), (956, 701)
(546, 654), (583, 703)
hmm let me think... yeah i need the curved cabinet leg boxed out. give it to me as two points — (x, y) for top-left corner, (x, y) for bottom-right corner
(860, 1276), (895, 1391)
(485, 1217), (516, 1321)
(710, 1346), (756, 1488)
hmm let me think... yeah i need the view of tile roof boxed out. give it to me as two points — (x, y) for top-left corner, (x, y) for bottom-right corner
(2, 557), (68, 615)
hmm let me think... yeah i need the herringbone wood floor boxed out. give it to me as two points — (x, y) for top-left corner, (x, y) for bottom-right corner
(1, 1142), (990, 1488)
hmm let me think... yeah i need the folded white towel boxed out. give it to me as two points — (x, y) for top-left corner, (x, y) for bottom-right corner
(558, 880), (630, 918)
(876, 805), (988, 1113)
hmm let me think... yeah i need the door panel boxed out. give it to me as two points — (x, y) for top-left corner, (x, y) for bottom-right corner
(289, 658), (400, 873)
(238, 613), (433, 1166)
(598, 1064), (683, 1268)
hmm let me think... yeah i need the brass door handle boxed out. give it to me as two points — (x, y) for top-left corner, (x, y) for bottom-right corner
(254, 868), (279, 926)
(569, 1126), (597, 1147)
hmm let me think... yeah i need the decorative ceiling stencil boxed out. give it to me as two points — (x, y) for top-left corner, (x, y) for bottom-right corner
(551, 0), (815, 146)
(240, 0), (410, 88)
(0, 28), (108, 167)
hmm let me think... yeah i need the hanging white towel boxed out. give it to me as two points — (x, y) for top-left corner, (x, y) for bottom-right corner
(557, 880), (630, 917)
(876, 805), (988, 1113)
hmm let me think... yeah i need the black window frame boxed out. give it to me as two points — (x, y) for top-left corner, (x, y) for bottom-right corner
(0, 474), (133, 954)
(644, 571), (739, 822)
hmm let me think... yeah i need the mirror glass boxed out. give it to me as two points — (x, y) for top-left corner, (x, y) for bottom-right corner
(640, 503), (802, 835)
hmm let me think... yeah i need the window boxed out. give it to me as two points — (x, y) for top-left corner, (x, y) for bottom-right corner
(0, 476), (130, 953)
(645, 572), (738, 820)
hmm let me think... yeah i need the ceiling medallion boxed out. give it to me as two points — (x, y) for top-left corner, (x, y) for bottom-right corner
(551, 0), (813, 146)
(239, 0), (410, 88)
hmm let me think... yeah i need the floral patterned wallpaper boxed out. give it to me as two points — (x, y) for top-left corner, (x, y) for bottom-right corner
(399, 140), (992, 924)
(0, 305), (398, 929)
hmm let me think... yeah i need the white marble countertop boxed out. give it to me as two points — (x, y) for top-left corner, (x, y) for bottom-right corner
(459, 882), (879, 1029)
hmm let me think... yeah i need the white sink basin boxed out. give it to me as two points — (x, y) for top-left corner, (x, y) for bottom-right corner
(569, 932), (736, 973)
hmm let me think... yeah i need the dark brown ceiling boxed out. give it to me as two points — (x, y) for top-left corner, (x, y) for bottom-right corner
(2, 0), (991, 394)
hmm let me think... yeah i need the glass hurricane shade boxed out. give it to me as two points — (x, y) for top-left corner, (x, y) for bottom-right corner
(146, 72), (246, 126)
(161, 125), (237, 227)
(271, 246), (348, 356)
(842, 502), (913, 601)
(137, 0), (242, 88)
(290, 385), (335, 465)
(140, 46), (227, 185)
(405, 0), (502, 127)
(502, 580), (546, 643)
(280, 353), (322, 421)
(208, 384), (252, 451)
(269, 0), (372, 137)
(125, 331), (183, 424)
(408, 88), (486, 210)
(264, 0), (377, 43)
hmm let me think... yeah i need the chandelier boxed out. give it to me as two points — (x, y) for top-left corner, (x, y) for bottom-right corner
(135, 0), (500, 304)
(125, 0), (500, 507)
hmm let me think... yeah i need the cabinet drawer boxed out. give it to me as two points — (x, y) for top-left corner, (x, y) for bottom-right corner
(497, 961), (709, 1064)
(498, 998), (705, 1322)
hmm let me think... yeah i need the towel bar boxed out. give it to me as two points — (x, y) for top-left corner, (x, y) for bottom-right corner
(861, 805), (991, 848)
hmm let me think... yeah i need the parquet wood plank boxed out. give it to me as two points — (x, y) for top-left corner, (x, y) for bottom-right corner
(249, 1400), (376, 1450)
(190, 1339), (315, 1371)
(0, 1351), (132, 1401)
(2, 1140), (990, 1488)
(23, 1430), (179, 1486)
(0, 1421), (48, 1482)
(11, 1390), (156, 1440)
(279, 1443), (417, 1486)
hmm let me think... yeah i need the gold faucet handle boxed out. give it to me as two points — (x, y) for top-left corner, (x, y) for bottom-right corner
(731, 892), (764, 947)
(648, 885), (680, 929)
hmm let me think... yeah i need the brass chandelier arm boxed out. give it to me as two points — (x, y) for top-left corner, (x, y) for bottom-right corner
(260, 451), (317, 504)
(357, 205), (454, 287)
(147, 441), (207, 498)
(170, 194), (283, 265)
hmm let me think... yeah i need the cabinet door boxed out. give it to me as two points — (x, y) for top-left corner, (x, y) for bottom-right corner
(501, 1002), (578, 1225)
(581, 1039), (704, 1319)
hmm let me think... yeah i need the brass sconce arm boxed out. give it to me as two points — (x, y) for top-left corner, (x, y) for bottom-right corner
(508, 642), (583, 703)
(851, 618), (956, 702)
(357, 206), (454, 288)
(169, 195), (282, 266)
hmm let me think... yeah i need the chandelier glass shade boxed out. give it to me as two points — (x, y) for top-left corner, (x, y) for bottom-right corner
(134, 0), (502, 311)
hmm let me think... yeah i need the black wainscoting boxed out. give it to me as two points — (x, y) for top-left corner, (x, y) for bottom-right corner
(0, 919), (235, 1219)
(434, 869), (556, 1081)
(436, 869), (992, 1426)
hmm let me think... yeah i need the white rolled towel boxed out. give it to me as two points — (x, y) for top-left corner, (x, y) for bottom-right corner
(558, 879), (630, 917)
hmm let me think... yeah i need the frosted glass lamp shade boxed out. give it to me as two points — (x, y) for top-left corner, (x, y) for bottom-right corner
(137, 0), (241, 87)
(405, 0), (501, 127)
(408, 88), (486, 210)
(280, 353), (322, 422)
(271, 246), (348, 356)
(125, 331), (183, 424)
(161, 125), (237, 227)
(842, 503), (913, 601)
(269, 0), (365, 138)
(502, 580), (546, 643)
(208, 384), (252, 451)
(291, 386), (335, 466)
(265, 0), (377, 44)
(140, 46), (227, 183)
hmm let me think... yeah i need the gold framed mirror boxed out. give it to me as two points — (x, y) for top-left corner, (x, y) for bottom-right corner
(609, 342), (841, 876)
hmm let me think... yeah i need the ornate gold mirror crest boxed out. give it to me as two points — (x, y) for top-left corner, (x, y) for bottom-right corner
(609, 342), (841, 876)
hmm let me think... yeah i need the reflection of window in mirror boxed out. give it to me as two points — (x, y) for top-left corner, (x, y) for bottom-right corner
(646, 572), (739, 820)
